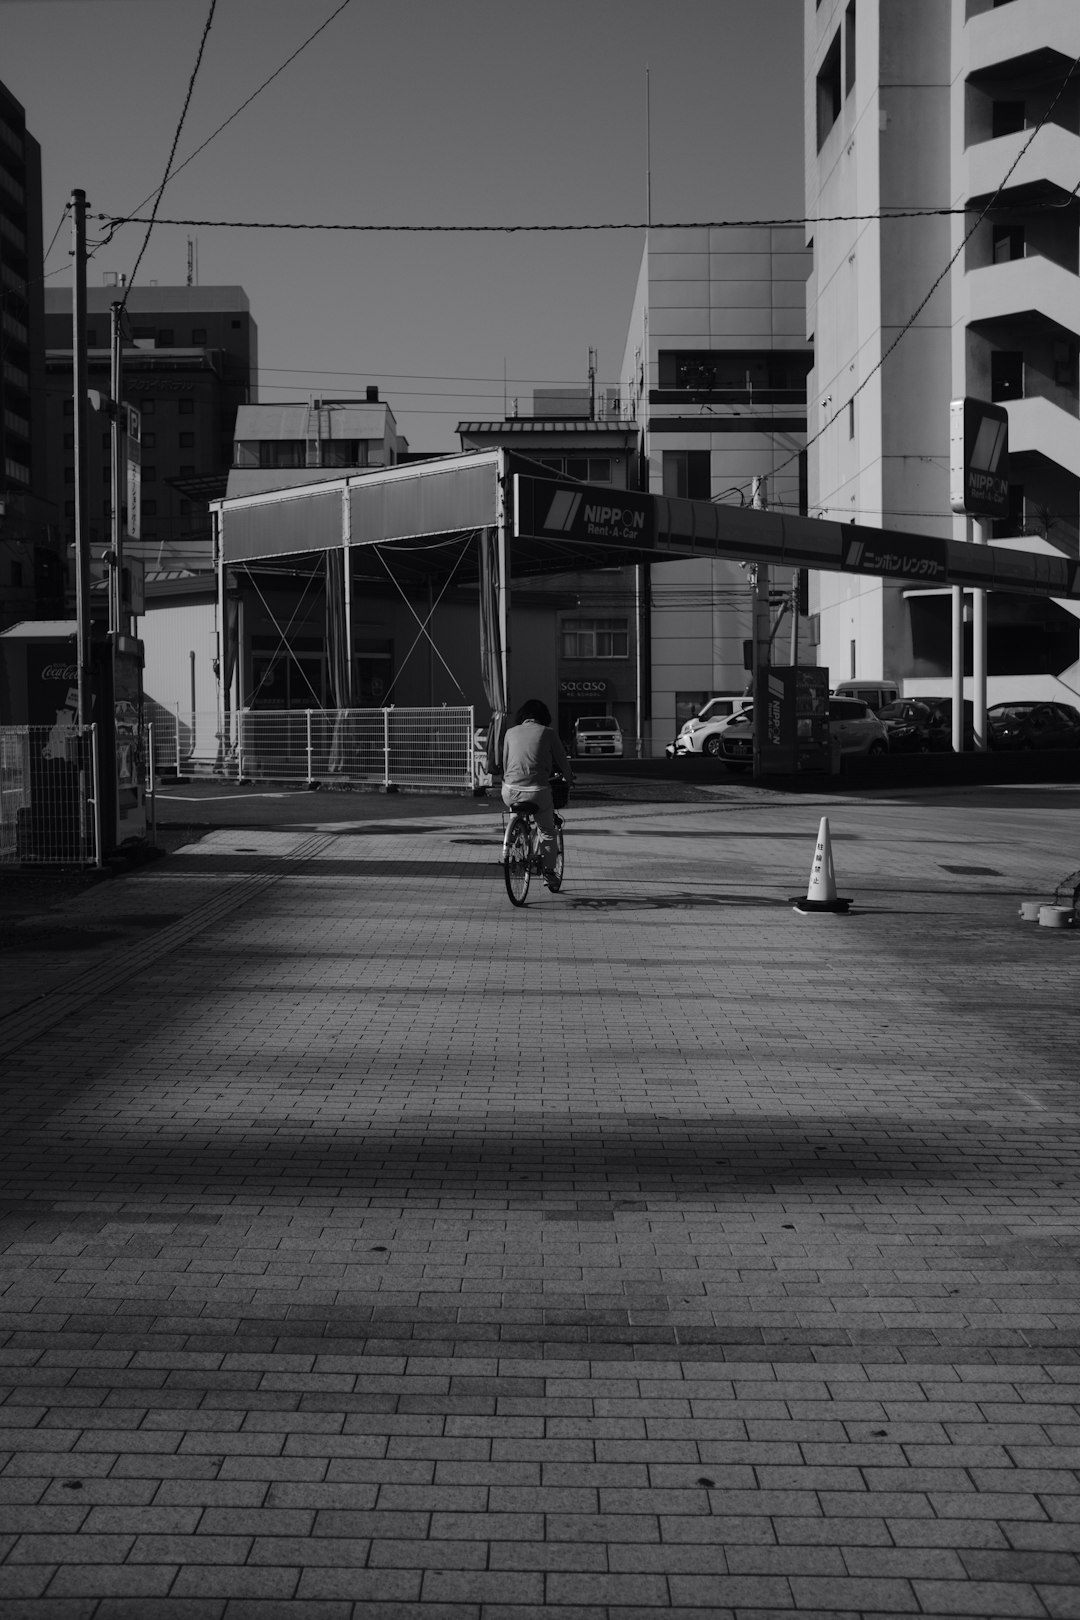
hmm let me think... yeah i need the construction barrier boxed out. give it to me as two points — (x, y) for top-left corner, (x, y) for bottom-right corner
(150, 706), (477, 792)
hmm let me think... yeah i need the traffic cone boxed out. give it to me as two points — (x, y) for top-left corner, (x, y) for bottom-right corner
(792, 816), (852, 914)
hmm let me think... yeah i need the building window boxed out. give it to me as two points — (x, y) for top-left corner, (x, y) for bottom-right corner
(1053, 341), (1077, 388)
(178, 398), (194, 414)
(816, 28), (842, 148)
(231, 319), (241, 329)
(993, 225), (1024, 262)
(561, 618), (629, 659)
(179, 465), (195, 477)
(179, 431), (195, 448)
(85, 328), (97, 347)
(141, 431), (156, 448)
(848, 398), (855, 438)
(180, 500), (192, 515)
(536, 455), (613, 483)
(844, 1), (856, 95)
(319, 439), (366, 467)
(141, 499), (157, 516)
(63, 432), (74, 449)
(142, 465), (157, 483)
(141, 398), (155, 415)
(991, 350), (1024, 401)
(64, 465), (74, 484)
(992, 101), (1025, 138)
(10, 561), (23, 588)
(62, 398), (73, 415)
(191, 328), (207, 344)
(133, 327), (155, 342)
(234, 440), (306, 470)
(157, 328), (174, 347)
(662, 449), (710, 500)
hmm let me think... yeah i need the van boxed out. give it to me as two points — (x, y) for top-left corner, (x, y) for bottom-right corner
(832, 680), (899, 714)
(571, 715), (624, 758)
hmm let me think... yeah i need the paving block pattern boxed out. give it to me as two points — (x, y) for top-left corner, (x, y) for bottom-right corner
(0, 790), (1077, 1616)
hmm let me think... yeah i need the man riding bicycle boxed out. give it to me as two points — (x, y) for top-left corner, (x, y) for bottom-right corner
(501, 698), (573, 886)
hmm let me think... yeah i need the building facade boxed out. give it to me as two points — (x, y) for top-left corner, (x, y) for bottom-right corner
(805, 0), (1080, 702)
(0, 80), (59, 630)
(457, 404), (642, 744)
(620, 227), (812, 747)
(44, 284), (257, 574)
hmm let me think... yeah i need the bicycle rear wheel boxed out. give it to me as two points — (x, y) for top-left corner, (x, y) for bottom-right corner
(545, 826), (565, 892)
(504, 815), (531, 905)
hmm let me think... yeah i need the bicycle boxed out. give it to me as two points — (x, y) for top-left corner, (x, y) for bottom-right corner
(502, 775), (567, 907)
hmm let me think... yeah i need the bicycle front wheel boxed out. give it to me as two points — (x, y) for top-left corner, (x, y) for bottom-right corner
(504, 816), (532, 906)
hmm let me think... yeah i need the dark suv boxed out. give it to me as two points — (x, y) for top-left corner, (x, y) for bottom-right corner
(877, 698), (933, 753)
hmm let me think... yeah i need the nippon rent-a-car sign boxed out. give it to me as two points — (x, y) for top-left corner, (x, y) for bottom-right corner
(516, 476), (654, 547)
(950, 397), (1009, 519)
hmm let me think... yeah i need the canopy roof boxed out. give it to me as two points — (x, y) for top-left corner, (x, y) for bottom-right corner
(211, 450), (1080, 600)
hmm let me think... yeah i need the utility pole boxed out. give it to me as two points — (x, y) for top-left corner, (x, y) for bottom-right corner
(751, 476), (770, 781)
(110, 300), (125, 636)
(71, 189), (91, 728)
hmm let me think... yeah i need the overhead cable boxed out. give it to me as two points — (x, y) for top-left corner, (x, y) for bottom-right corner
(96, 204), (1035, 235)
(120, 0), (218, 310)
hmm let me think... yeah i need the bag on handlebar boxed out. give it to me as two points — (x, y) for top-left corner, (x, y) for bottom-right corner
(550, 773), (569, 810)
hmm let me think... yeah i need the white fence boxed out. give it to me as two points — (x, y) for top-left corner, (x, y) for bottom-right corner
(151, 706), (477, 792)
(0, 724), (101, 866)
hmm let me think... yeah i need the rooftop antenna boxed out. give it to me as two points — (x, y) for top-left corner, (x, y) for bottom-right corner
(186, 235), (198, 287)
(588, 347), (597, 419)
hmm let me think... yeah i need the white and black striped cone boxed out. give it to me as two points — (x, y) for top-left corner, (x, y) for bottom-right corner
(792, 815), (852, 914)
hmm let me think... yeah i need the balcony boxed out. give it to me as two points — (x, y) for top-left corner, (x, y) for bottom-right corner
(966, 253), (1080, 337)
(1005, 394), (1080, 482)
(966, 120), (1080, 206)
(965, 1), (1080, 81)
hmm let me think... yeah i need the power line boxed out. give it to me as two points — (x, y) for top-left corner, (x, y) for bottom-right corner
(120, 1), (218, 311)
(120, 0), (354, 225)
(95, 204), (1035, 236)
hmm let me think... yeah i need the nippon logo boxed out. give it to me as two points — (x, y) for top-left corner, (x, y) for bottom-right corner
(584, 503), (645, 530)
(971, 415), (1007, 475)
(544, 490), (583, 532)
(845, 540), (864, 567)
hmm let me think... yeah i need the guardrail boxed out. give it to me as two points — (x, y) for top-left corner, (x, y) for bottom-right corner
(150, 706), (477, 792)
(0, 723), (101, 866)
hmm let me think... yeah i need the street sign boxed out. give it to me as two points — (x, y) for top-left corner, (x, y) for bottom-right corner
(950, 397), (1009, 519)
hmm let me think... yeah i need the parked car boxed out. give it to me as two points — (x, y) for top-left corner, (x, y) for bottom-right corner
(922, 697), (975, 752)
(877, 698), (934, 753)
(665, 693), (751, 757)
(988, 701), (1080, 751)
(717, 699), (889, 771)
(570, 715), (623, 758)
(827, 697), (890, 757)
(668, 703), (754, 758)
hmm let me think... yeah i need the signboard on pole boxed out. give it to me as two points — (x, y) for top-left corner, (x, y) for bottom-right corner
(124, 401), (141, 540)
(950, 397), (1009, 519)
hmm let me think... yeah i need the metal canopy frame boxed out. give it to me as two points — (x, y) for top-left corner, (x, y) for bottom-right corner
(210, 450), (1080, 753)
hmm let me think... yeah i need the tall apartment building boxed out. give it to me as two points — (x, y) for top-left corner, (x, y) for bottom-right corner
(621, 227), (812, 744)
(805, 0), (1080, 700)
(44, 284), (256, 573)
(0, 80), (58, 629)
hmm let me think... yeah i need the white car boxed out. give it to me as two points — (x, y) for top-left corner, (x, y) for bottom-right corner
(667, 697), (752, 758)
(719, 699), (889, 771)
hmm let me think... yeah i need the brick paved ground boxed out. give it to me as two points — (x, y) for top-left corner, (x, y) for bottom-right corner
(0, 784), (1078, 1619)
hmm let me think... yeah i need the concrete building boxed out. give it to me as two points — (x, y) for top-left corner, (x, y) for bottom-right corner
(229, 391), (407, 499)
(620, 227), (812, 746)
(805, 0), (1080, 704)
(0, 80), (59, 630)
(44, 285), (257, 573)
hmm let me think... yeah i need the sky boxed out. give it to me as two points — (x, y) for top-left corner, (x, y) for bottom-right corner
(4, 0), (806, 452)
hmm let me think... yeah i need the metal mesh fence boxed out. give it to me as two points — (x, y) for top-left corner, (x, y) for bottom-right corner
(0, 724), (100, 866)
(150, 707), (476, 791)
